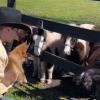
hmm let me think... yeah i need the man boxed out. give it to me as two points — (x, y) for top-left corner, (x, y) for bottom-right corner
(0, 7), (31, 98)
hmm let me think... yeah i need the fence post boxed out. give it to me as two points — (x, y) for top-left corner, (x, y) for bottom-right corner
(4, 0), (16, 54)
(7, 0), (16, 8)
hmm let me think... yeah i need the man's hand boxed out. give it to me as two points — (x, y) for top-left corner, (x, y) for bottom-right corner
(0, 83), (8, 98)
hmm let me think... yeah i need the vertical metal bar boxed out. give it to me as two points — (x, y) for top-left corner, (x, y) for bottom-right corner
(7, 0), (16, 8)
(5, 0), (16, 54)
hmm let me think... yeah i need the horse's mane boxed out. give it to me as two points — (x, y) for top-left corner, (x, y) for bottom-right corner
(18, 29), (33, 44)
(18, 29), (28, 41)
(92, 43), (100, 50)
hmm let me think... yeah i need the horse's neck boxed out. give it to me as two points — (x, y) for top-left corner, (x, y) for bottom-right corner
(45, 31), (62, 53)
(46, 31), (61, 45)
(76, 39), (90, 62)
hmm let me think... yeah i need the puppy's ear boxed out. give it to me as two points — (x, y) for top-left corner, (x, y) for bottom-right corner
(76, 72), (85, 85)
(93, 75), (100, 82)
(25, 41), (27, 45)
(27, 43), (30, 48)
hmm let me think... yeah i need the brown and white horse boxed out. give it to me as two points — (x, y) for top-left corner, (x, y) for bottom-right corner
(63, 24), (99, 66)
(72, 24), (100, 93)
(32, 23), (65, 84)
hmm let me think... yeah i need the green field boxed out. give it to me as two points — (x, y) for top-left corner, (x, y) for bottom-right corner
(1, 0), (100, 26)
(0, 0), (99, 100)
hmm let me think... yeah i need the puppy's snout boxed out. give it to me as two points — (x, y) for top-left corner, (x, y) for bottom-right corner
(24, 78), (27, 84)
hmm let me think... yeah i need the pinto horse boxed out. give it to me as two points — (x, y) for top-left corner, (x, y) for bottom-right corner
(32, 22), (65, 84)
(62, 24), (99, 66)
(63, 23), (100, 66)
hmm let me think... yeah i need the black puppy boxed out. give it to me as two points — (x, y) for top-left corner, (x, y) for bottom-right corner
(73, 68), (100, 92)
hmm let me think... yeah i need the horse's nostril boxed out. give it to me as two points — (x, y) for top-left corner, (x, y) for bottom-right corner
(35, 52), (40, 56)
(63, 50), (67, 54)
(67, 51), (70, 55)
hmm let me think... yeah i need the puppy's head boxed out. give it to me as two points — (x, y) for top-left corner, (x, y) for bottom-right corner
(75, 68), (100, 91)
(75, 71), (93, 91)
(12, 41), (30, 64)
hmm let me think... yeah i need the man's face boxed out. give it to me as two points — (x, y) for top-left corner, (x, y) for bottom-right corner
(6, 27), (18, 43)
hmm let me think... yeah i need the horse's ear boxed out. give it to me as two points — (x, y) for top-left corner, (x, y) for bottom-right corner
(38, 20), (43, 29)
(41, 20), (43, 28)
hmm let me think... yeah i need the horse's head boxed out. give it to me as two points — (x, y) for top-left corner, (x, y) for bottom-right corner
(32, 21), (47, 56)
(63, 36), (77, 55)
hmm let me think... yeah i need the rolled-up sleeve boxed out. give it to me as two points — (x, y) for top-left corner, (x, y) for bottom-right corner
(0, 83), (8, 97)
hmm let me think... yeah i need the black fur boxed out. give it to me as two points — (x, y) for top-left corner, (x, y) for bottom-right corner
(32, 27), (45, 36)
(75, 68), (100, 92)
(55, 48), (59, 56)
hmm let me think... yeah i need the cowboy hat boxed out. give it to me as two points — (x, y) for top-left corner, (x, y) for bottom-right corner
(0, 7), (31, 35)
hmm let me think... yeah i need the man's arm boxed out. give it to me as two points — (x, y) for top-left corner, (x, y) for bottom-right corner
(0, 55), (8, 97)
(0, 55), (5, 79)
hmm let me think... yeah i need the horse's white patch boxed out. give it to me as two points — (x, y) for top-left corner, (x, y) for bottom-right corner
(64, 37), (72, 55)
(77, 39), (86, 56)
(68, 23), (77, 27)
(80, 24), (95, 30)
(33, 35), (38, 41)
(33, 35), (44, 56)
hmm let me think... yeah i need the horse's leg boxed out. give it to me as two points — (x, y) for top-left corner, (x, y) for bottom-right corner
(82, 55), (89, 67)
(37, 58), (41, 79)
(47, 64), (54, 84)
(32, 56), (38, 77)
(40, 61), (46, 83)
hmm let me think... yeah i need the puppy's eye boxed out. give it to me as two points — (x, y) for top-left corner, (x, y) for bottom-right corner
(22, 52), (25, 55)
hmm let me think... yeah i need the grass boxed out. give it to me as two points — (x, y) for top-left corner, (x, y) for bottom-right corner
(5, 77), (68, 100)
(0, 0), (7, 7)
(16, 0), (100, 26)
(0, 0), (99, 99)
(1, 0), (100, 26)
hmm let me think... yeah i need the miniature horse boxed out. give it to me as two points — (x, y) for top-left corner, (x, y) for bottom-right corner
(63, 36), (90, 66)
(63, 23), (99, 66)
(32, 23), (65, 84)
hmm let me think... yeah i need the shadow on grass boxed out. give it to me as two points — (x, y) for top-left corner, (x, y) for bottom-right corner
(9, 62), (95, 100)
(11, 76), (96, 100)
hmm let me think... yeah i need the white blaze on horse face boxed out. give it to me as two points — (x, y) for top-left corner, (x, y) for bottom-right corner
(33, 35), (38, 41)
(33, 35), (44, 56)
(64, 37), (72, 55)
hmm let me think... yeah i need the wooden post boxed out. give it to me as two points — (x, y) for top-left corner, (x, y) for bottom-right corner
(5, 0), (16, 54)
